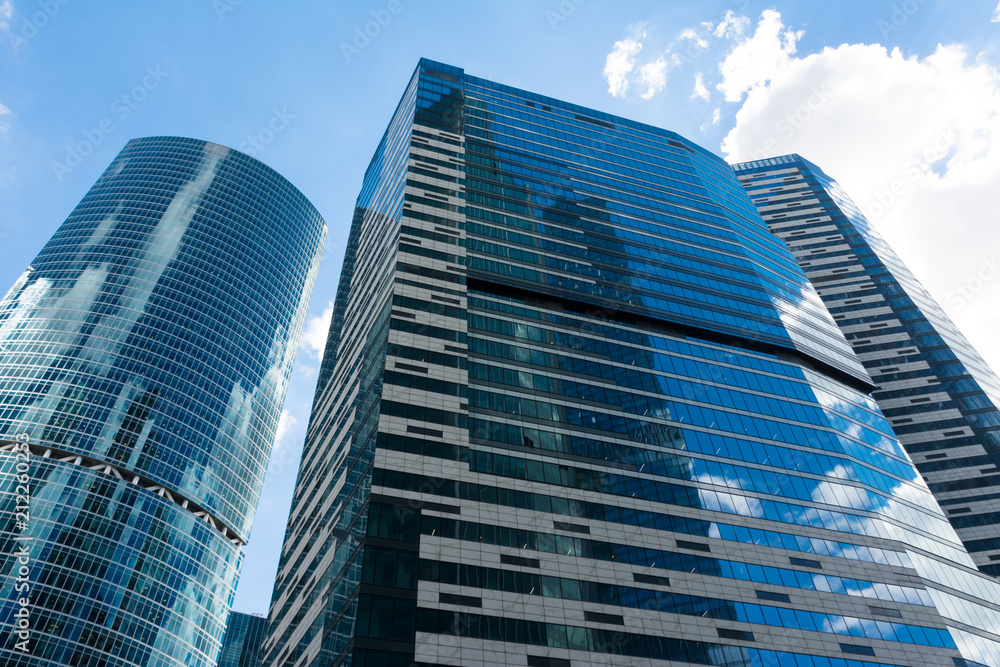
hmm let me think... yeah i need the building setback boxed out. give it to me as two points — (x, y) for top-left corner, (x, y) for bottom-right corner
(734, 154), (1000, 576)
(217, 612), (267, 667)
(0, 137), (326, 667)
(264, 60), (1000, 667)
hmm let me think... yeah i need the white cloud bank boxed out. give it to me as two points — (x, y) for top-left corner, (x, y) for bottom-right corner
(716, 9), (802, 103)
(300, 300), (333, 361)
(718, 11), (1000, 371)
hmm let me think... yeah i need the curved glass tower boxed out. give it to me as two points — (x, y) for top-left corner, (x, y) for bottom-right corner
(0, 137), (326, 666)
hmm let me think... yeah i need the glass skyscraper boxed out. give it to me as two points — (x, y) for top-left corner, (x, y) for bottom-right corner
(733, 154), (1000, 576)
(0, 137), (326, 666)
(217, 612), (267, 667)
(264, 60), (1000, 667)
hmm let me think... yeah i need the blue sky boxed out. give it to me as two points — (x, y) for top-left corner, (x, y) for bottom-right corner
(2, 0), (999, 616)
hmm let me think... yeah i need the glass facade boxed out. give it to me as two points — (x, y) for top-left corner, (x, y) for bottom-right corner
(735, 153), (1000, 663)
(217, 612), (266, 667)
(0, 137), (326, 666)
(265, 60), (1000, 667)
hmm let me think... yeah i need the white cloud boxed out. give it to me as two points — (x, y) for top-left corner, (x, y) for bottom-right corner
(639, 56), (668, 99)
(0, 1), (12, 31)
(712, 9), (750, 40)
(300, 300), (333, 361)
(719, 11), (1000, 374)
(698, 107), (723, 134)
(993, 2), (1000, 23)
(693, 72), (711, 101)
(717, 9), (803, 103)
(274, 409), (297, 446)
(0, 102), (9, 140)
(679, 28), (708, 51)
(604, 30), (644, 98)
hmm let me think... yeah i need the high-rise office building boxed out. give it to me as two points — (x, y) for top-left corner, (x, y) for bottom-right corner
(733, 154), (1000, 576)
(217, 612), (267, 667)
(265, 60), (1000, 667)
(0, 137), (326, 666)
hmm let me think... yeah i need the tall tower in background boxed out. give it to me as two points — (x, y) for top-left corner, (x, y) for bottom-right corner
(734, 154), (1000, 575)
(0, 137), (326, 667)
(265, 60), (1000, 667)
(217, 612), (266, 667)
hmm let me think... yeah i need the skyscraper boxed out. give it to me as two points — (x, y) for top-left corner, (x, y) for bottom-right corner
(217, 612), (267, 667)
(265, 60), (1000, 667)
(733, 154), (1000, 575)
(0, 137), (326, 666)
